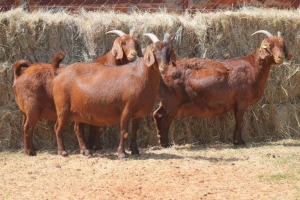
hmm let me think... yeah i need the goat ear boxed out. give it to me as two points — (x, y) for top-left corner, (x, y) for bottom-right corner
(112, 42), (123, 60)
(170, 49), (176, 67)
(144, 48), (155, 67)
(259, 45), (272, 59)
(284, 44), (292, 60)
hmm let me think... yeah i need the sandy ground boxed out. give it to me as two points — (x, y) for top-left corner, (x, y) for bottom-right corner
(1, 139), (300, 200)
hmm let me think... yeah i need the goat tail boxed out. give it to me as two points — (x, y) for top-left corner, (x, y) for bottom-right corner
(51, 51), (65, 71)
(13, 60), (30, 79)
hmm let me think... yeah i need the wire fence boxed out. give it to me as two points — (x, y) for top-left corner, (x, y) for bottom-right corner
(0, 0), (299, 13)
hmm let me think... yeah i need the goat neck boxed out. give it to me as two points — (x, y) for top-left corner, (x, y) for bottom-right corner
(95, 52), (118, 66)
(243, 48), (277, 103)
(129, 57), (161, 100)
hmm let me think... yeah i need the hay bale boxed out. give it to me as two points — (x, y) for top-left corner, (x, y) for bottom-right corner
(0, 108), (22, 150)
(0, 8), (299, 151)
(0, 62), (15, 107)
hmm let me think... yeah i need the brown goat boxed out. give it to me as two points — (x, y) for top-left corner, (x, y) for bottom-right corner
(96, 30), (143, 65)
(13, 30), (141, 156)
(13, 52), (65, 156)
(52, 33), (176, 158)
(85, 30), (143, 151)
(153, 30), (291, 147)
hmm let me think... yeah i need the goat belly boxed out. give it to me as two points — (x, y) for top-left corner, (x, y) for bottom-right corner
(71, 112), (121, 126)
(176, 103), (231, 118)
(69, 104), (122, 126)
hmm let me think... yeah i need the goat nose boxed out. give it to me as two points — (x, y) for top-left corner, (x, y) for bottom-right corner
(277, 55), (284, 60)
(131, 51), (137, 56)
(274, 55), (285, 64)
(278, 55), (284, 59)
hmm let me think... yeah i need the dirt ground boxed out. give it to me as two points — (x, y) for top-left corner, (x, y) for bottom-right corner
(1, 139), (300, 200)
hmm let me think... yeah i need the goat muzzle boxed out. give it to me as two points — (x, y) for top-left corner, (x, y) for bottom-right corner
(274, 57), (284, 64)
(274, 54), (286, 64)
(127, 51), (138, 61)
(159, 64), (168, 74)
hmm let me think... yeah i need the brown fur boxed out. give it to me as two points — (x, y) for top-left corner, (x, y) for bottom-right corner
(13, 52), (65, 156)
(96, 34), (143, 65)
(13, 33), (141, 156)
(52, 39), (175, 158)
(88, 33), (143, 150)
(153, 34), (291, 147)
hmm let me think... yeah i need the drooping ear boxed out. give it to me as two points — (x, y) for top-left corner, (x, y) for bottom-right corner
(14, 60), (30, 79)
(144, 46), (155, 67)
(170, 49), (176, 67)
(112, 41), (124, 60)
(259, 44), (272, 60)
(284, 44), (292, 60)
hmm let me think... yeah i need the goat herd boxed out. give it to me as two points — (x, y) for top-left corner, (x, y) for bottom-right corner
(13, 29), (291, 159)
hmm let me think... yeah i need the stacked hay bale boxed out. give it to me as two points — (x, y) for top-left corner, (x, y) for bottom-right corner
(0, 7), (299, 151)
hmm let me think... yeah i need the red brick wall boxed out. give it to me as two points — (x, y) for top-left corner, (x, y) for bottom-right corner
(188, 0), (299, 10)
(1, 0), (299, 12)
(0, 0), (19, 11)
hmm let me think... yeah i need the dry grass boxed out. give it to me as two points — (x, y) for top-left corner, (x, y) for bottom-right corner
(1, 139), (300, 199)
(0, 7), (299, 151)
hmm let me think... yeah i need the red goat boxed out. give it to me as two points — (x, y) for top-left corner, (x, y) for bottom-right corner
(13, 52), (65, 156)
(13, 30), (142, 156)
(85, 30), (143, 150)
(153, 30), (291, 147)
(96, 30), (143, 65)
(52, 33), (176, 158)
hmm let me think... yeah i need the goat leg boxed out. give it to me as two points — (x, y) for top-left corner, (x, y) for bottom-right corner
(74, 122), (90, 156)
(153, 105), (173, 147)
(54, 115), (68, 157)
(130, 118), (141, 156)
(118, 110), (131, 159)
(87, 125), (103, 150)
(23, 115), (37, 156)
(233, 104), (247, 145)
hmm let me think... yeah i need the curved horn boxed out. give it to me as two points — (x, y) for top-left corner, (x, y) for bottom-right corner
(129, 29), (135, 36)
(143, 33), (160, 43)
(277, 31), (282, 37)
(251, 30), (273, 38)
(105, 30), (126, 37)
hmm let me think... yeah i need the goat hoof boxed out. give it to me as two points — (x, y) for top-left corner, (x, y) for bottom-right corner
(131, 148), (140, 156)
(130, 144), (140, 155)
(89, 143), (102, 151)
(93, 145), (102, 151)
(80, 149), (91, 156)
(118, 151), (128, 159)
(160, 142), (171, 148)
(159, 137), (171, 148)
(25, 149), (36, 156)
(58, 151), (69, 157)
(234, 140), (246, 146)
